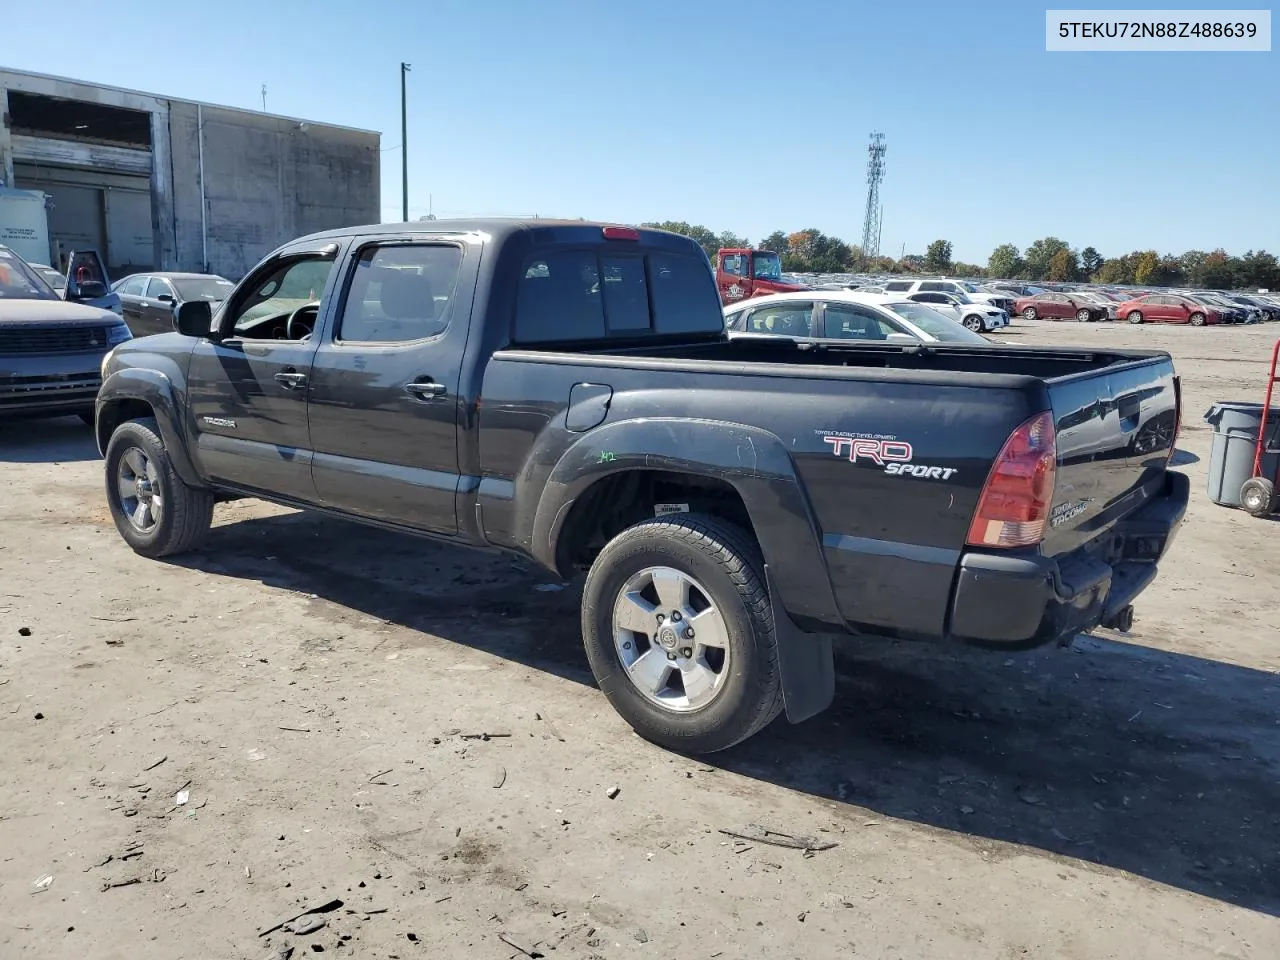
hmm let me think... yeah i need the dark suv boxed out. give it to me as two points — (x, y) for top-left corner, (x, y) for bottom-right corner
(0, 244), (133, 424)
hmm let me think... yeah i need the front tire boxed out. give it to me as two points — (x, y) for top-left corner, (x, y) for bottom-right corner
(1076, 309), (1091, 322)
(1189, 312), (1206, 327)
(1128, 311), (1144, 324)
(104, 417), (214, 558)
(964, 315), (984, 332)
(581, 514), (783, 754)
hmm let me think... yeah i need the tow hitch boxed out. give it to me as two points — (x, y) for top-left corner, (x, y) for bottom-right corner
(1100, 604), (1135, 633)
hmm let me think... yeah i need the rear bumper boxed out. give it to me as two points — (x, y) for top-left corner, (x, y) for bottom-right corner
(948, 470), (1189, 648)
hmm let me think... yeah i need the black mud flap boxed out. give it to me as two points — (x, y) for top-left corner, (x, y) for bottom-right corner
(765, 564), (835, 724)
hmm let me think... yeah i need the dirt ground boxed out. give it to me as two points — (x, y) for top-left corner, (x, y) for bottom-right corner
(2, 319), (1278, 960)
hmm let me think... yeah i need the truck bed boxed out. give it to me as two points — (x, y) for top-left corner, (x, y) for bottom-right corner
(485, 334), (1180, 645)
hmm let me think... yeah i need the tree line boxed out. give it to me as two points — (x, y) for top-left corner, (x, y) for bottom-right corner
(642, 220), (1279, 290)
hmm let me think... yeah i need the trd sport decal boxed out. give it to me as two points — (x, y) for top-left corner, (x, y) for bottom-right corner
(821, 433), (958, 481)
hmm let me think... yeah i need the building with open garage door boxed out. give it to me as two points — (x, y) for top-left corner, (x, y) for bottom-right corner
(0, 68), (380, 281)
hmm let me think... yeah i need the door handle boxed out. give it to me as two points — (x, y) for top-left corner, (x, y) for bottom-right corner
(274, 370), (308, 389)
(404, 380), (446, 400)
(140, 301), (150, 308)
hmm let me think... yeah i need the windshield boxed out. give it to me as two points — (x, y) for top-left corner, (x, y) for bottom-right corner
(950, 292), (974, 304)
(887, 303), (989, 343)
(959, 281), (980, 293)
(174, 276), (235, 302)
(752, 252), (782, 281)
(34, 266), (67, 291)
(0, 248), (59, 301)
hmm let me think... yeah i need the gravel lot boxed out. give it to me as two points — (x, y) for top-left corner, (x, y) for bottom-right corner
(2, 320), (1278, 959)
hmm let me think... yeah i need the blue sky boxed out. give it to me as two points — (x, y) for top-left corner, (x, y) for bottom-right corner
(4, 0), (1275, 263)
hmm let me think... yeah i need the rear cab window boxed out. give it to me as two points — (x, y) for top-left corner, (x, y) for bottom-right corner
(514, 243), (722, 344)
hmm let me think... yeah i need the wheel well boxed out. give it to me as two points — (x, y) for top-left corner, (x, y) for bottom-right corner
(96, 398), (155, 453)
(554, 470), (755, 575)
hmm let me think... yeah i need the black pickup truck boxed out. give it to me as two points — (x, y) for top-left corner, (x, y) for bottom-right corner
(95, 220), (1188, 753)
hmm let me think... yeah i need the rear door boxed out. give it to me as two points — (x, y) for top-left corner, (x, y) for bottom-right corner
(307, 236), (475, 535)
(116, 275), (148, 329)
(1145, 295), (1173, 322)
(740, 300), (816, 337)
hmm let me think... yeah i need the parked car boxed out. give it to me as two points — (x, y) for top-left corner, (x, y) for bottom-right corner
(1014, 291), (1109, 322)
(1115, 294), (1224, 326)
(904, 291), (1008, 332)
(1068, 291), (1120, 320)
(0, 243), (133, 424)
(1216, 294), (1273, 323)
(986, 282), (1047, 298)
(112, 272), (235, 337)
(881, 278), (1016, 316)
(723, 291), (994, 345)
(1182, 292), (1250, 324)
(95, 219), (1187, 754)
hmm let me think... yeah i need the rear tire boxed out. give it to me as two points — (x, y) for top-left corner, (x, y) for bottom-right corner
(1022, 307), (1037, 321)
(104, 417), (214, 558)
(1128, 311), (1144, 324)
(1240, 478), (1275, 517)
(1189, 312), (1206, 327)
(581, 513), (783, 754)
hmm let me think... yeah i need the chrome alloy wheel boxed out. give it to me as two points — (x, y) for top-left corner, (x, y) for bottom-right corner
(116, 447), (163, 532)
(612, 566), (731, 712)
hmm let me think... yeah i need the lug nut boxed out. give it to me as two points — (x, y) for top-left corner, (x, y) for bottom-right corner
(671, 611), (682, 622)
(656, 614), (664, 623)
(684, 628), (694, 639)
(680, 647), (692, 658)
(666, 652), (676, 661)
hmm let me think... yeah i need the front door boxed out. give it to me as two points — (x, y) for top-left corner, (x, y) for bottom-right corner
(307, 238), (473, 536)
(140, 276), (178, 336)
(717, 252), (751, 304)
(185, 249), (344, 502)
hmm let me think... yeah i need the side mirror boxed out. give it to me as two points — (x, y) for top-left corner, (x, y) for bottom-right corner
(175, 300), (213, 337)
(70, 280), (108, 300)
(157, 294), (175, 304)
(886, 333), (918, 344)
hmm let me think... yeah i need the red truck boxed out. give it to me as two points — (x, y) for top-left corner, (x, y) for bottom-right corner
(715, 248), (806, 304)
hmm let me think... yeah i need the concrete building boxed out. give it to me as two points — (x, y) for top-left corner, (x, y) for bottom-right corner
(0, 68), (380, 280)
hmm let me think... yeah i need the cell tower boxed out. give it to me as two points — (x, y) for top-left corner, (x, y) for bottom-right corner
(861, 132), (887, 262)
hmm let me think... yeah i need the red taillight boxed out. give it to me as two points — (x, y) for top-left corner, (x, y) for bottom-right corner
(602, 226), (640, 241)
(967, 411), (1057, 548)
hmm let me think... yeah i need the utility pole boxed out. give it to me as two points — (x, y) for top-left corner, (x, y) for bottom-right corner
(261, 84), (267, 111)
(860, 132), (887, 262)
(400, 63), (411, 222)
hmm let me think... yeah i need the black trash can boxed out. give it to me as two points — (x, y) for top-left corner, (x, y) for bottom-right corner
(1203, 402), (1280, 508)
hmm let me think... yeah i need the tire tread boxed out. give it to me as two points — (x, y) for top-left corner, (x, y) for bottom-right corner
(107, 417), (214, 557)
(582, 513), (784, 752)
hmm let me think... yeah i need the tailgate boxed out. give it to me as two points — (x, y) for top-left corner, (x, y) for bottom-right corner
(1041, 356), (1179, 558)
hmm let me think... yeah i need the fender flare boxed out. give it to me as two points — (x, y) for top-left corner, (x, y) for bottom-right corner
(97, 368), (203, 488)
(526, 417), (839, 724)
